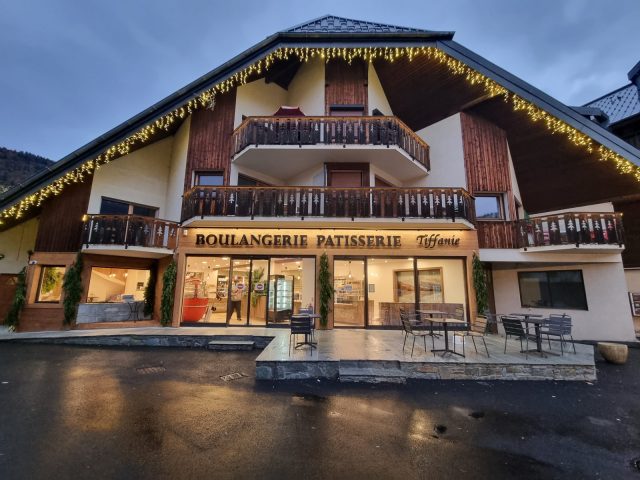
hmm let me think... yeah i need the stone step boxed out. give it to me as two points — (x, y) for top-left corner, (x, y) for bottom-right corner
(338, 367), (407, 384)
(208, 340), (255, 351)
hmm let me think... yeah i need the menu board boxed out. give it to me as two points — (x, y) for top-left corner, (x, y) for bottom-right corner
(629, 292), (640, 316)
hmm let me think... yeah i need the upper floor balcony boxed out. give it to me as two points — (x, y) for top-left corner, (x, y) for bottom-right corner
(232, 116), (430, 182)
(81, 214), (179, 258)
(477, 211), (624, 253)
(181, 185), (475, 228)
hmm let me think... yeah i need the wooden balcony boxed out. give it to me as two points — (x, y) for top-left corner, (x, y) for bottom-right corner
(517, 212), (624, 250)
(81, 214), (179, 253)
(232, 115), (430, 174)
(181, 186), (475, 225)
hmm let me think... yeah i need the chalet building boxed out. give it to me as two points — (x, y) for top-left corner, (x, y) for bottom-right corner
(1, 15), (639, 340)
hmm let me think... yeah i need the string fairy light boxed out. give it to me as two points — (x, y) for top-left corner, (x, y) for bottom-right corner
(2, 45), (638, 224)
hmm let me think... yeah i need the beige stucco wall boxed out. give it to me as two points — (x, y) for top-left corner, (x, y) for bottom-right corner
(287, 57), (325, 116)
(164, 117), (191, 221)
(624, 269), (640, 292)
(87, 137), (174, 218)
(492, 262), (636, 341)
(233, 79), (288, 128)
(0, 217), (38, 274)
(416, 113), (467, 188)
(368, 63), (393, 116)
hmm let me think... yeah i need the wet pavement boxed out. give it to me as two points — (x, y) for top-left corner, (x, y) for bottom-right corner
(0, 343), (638, 479)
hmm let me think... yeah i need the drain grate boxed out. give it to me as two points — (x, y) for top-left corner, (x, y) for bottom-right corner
(220, 372), (248, 382)
(136, 366), (166, 375)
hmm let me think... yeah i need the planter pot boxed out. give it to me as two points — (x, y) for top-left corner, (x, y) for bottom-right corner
(597, 342), (629, 365)
(182, 298), (209, 322)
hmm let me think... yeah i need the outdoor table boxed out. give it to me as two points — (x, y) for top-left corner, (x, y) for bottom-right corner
(295, 314), (320, 349)
(509, 313), (553, 356)
(416, 310), (445, 337)
(422, 317), (466, 357)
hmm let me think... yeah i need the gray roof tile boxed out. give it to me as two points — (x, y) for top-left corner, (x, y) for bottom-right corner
(284, 14), (430, 34)
(585, 83), (640, 124)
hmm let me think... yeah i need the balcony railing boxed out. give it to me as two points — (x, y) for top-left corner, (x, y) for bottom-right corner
(181, 186), (475, 224)
(81, 214), (179, 250)
(233, 116), (430, 169)
(517, 212), (624, 249)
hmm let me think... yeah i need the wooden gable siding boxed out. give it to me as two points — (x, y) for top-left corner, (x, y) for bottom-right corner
(184, 90), (237, 190)
(325, 58), (368, 114)
(34, 178), (93, 252)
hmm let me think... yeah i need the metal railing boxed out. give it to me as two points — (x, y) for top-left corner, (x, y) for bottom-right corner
(81, 214), (179, 250)
(181, 185), (475, 224)
(233, 115), (430, 169)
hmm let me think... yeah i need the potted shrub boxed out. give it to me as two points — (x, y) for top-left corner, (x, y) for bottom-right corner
(182, 276), (209, 322)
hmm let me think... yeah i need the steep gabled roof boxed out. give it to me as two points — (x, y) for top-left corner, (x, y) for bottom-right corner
(284, 14), (436, 34)
(584, 83), (640, 125)
(2, 14), (640, 221)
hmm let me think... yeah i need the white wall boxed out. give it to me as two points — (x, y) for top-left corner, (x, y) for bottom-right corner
(229, 164), (284, 186)
(164, 117), (191, 221)
(369, 164), (403, 187)
(624, 269), (640, 292)
(536, 202), (615, 217)
(492, 262), (636, 341)
(287, 165), (324, 186)
(416, 113), (467, 188)
(88, 137), (174, 218)
(368, 63), (393, 116)
(0, 218), (38, 274)
(287, 57), (325, 116)
(507, 144), (524, 219)
(234, 79), (288, 128)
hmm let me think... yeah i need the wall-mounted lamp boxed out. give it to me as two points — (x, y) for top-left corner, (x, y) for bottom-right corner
(0, 254), (4, 260)
(182, 228), (189, 237)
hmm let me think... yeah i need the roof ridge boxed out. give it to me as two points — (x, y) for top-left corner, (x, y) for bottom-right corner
(282, 14), (430, 34)
(583, 82), (635, 107)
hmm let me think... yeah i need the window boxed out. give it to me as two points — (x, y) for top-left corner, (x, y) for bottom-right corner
(475, 195), (504, 220)
(195, 171), (224, 186)
(87, 268), (150, 303)
(36, 266), (66, 303)
(518, 270), (587, 310)
(99, 198), (157, 217)
(329, 104), (365, 117)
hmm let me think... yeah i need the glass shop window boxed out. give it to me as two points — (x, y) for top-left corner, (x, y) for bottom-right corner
(36, 266), (66, 303)
(518, 270), (587, 310)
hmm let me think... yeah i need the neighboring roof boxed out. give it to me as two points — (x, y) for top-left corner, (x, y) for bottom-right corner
(284, 14), (434, 34)
(584, 83), (640, 125)
(2, 14), (640, 216)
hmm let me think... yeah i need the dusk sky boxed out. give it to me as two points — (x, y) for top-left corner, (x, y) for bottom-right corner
(1, 0), (638, 161)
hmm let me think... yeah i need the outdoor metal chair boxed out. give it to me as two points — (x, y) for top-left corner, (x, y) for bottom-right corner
(501, 315), (530, 358)
(453, 315), (490, 357)
(298, 307), (315, 342)
(400, 311), (434, 356)
(289, 314), (313, 354)
(541, 314), (576, 354)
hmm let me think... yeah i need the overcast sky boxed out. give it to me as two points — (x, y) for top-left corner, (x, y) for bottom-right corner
(1, 0), (638, 160)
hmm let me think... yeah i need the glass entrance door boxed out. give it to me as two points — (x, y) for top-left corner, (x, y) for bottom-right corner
(333, 259), (366, 327)
(227, 258), (270, 326)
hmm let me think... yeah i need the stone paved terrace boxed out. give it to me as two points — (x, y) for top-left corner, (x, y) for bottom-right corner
(0, 326), (596, 382)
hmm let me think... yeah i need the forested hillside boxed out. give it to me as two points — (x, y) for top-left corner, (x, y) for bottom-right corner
(0, 147), (53, 195)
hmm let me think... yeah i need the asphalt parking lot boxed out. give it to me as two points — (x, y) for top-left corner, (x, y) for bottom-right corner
(0, 343), (638, 479)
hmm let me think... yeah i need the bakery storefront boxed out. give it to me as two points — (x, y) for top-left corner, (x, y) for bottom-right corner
(175, 228), (478, 328)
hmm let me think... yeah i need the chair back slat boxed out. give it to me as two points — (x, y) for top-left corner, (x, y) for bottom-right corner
(471, 316), (488, 334)
(501, 316), (526, 337)
(290, 315), (311, 334)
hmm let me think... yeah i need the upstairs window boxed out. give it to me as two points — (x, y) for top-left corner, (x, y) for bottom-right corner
(475, 194), (504, 220)
(329, 104), (365, 117)
(195, 171), (224, 186)
(99, 198), (158, 218)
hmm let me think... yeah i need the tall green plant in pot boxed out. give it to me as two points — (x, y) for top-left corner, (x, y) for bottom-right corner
(161, 260), (177, 327)
(472, 253), (489, 315)
(4, 267), (27, 330)
(62, 252), (84, 326)
(143, 266), (157, 317)
(318, 253), (333, 328)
